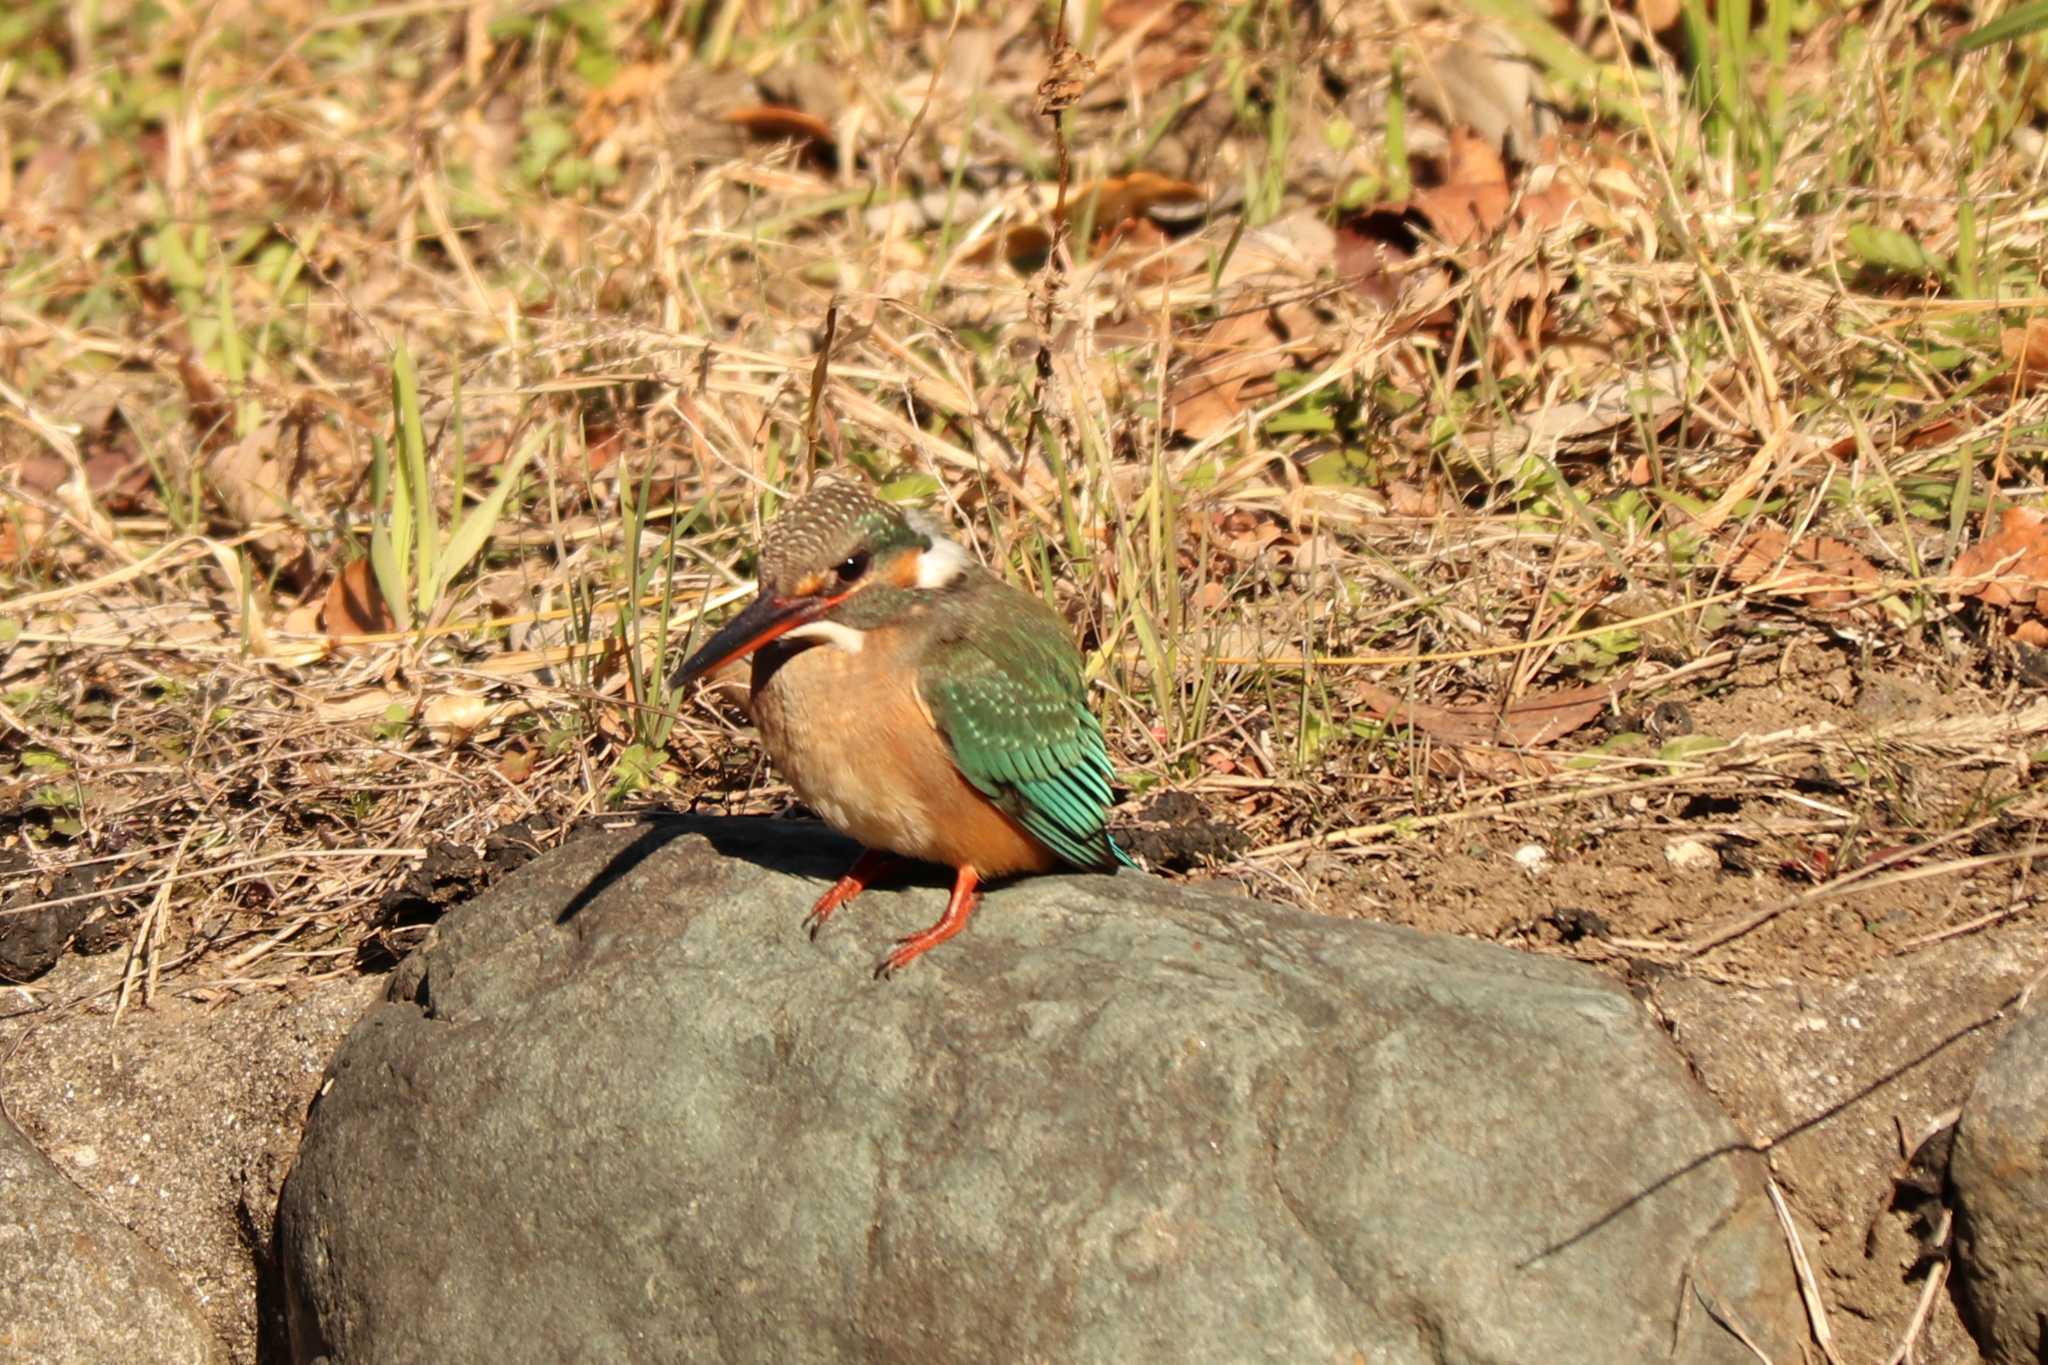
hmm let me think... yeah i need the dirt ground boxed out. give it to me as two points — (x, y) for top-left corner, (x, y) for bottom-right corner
(1, 663), (2039, 1365)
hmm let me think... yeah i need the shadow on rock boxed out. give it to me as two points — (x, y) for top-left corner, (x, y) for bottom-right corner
(556, 814), (961, 929)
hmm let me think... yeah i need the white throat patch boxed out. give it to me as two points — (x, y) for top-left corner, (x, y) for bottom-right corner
(912, 534), (971, 590)
(783, 619), (866, 654)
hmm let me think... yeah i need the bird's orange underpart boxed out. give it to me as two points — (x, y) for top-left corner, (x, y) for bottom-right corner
(877, 865), (981, 978)
(804, 848), (903, 939)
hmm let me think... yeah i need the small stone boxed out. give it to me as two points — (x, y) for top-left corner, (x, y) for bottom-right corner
(1664, 838), (1719, 874)
(1512, 842), (1551, 876)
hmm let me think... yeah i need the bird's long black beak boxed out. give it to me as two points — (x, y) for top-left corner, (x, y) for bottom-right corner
(670, 592), (833, 689)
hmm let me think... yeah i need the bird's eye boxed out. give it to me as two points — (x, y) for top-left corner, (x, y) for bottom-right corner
(835, 550), (871, 583)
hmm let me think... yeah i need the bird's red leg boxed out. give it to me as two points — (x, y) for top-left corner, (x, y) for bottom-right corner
(804, 849), (904, 940)
(876, 865), (981, 979)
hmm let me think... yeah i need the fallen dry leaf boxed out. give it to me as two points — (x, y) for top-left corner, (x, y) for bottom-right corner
(1634, 0), (1683, 32)
(962, 174), (1204, 273)
(1723, 527), (1881, 616)
(1057, 171), (1204, 232)
(11, 452), (72, 497)
(1333, 217), (1415, 311)
(1356, 678), (1616, 748)
(1951, 507), (2048, 629)
(1409, 27), (1553, 161)
(496, 744), (537, 784)
(322, 558), (398, 640)
(720, 105), (835, 167)
(1386, 480), (1445, 518)
(1332, 133), (1613, 377)
(206, 418), (310, 573)
(1166, 307), (1284, 440)
(1411, 130), (1513, 246)
(2001, 319), (2048, 394)
(1095, 0), (1215, 90)
(424, 691), (497, 746)
(313, 686), (409, 725)
(960, 223), (1053, 271)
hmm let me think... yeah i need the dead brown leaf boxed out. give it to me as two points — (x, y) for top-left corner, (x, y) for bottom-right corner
(171, 350), (251, 455)
(2000, 319), (2048, 394)
(720, 105), (835, 167)
(12, 452), (71, 497)
(1333, 218), (1414, 311)
(322, 558), (397, 640)
(964, 174), (1204, 273)
(1166, 307), (1284, 440)
(1356, 678), (1615, 748)
(1952, 506), (2048, 624)
(1723, 527), (1881, 616)
(1635, 0), (1683, 32)
(1410, 27), (1552, 161)
(206, 419), (308, 569)
(1332, 134), (1617, 377)
(496, 744), (537, 784)
(1096, 0), (1215, 89)
(1386, 480), (1445, 518)
(957, 224), (1052, 271)
(1058, 171), (1204, 232)
(1411, 130), (1513, 245)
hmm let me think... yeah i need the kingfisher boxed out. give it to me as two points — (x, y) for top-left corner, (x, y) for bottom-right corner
(669, 476), (1131, 976)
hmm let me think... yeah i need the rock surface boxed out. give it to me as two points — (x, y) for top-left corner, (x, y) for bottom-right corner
(0, 1109), (227, 1365)
(0, 967), (379, 1365)
(279, 816), (1806, 1364)
(1950, 999), (2048, 1364)
(1653, 930), (2043, 1363)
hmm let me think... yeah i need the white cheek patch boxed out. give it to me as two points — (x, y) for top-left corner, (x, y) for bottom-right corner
(784, 619), (866, 654)
(913, 535), (971, 590)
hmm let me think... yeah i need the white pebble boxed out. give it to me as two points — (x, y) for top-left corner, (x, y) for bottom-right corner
(1664, 838), (1718, 874)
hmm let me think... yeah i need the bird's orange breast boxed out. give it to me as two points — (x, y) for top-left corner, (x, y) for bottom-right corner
(748, 630), (1056, 879)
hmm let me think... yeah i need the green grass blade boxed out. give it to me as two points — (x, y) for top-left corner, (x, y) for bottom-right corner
(432, 428), (541, 605)
(1950, 0), (2048, 54)
(390, 344), (436, 614)
(367, 432), (412, 632)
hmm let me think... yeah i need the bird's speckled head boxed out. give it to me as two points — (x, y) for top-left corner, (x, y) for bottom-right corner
(756, 476), (924, 599)
(669, 474), (972, 686)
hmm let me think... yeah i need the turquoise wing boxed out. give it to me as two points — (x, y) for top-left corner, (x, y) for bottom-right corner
(920, 599), (1130, 871)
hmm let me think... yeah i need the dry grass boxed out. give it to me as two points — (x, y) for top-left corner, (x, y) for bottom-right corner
(2, 0), (2046, 1008)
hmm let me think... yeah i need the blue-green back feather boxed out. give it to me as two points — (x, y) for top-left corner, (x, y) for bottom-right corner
(920, 592), (1130, 872)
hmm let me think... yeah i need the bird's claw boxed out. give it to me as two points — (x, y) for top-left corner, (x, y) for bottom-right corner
(872, 934), (938, 980)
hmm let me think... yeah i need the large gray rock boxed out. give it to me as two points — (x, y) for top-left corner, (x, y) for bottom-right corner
(0, 1111), (226, 1365)
(1951, 999), (2048, 1364)
(278, 816), (1804, 1364)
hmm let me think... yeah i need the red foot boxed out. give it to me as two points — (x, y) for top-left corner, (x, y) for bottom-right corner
(804, 849), (903, 940)
(876, 866), (981, 979)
